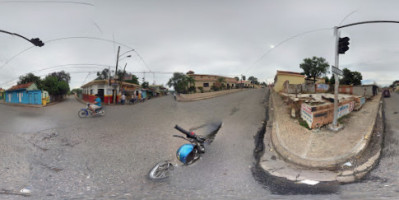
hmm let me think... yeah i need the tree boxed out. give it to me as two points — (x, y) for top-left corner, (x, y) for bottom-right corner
(48, 70), (71, 83)
(141, 81), (149, 88)
(18, 73), (42, 89)
(167, 72), (189, 94)
(41, 71), (70, 99)
(234, 76), (239, 81)
(124, 74), (139, 85)
(299, 56), (329, 82)
(96, 68), (110, 80)
(241, 75), (246, 81)
(216, 77), (226, 89)
(341, 68), (362, 86)
(248, 76), (259, 84)
(42, 76), (70, 97)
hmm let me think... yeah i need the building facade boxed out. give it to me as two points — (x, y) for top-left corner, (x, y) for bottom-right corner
(81, 79), (140, 104)
(187, 72), (239, 92)
(274, 70), (306, 92)
(5, 82), (43, 105)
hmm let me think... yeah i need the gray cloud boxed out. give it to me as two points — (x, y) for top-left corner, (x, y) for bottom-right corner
(1, 0), (399, 89)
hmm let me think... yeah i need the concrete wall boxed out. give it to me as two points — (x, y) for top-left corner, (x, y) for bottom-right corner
(274, 75), (305, 92)
(353, 86), (374, 98)
(301, 99), (355, 129)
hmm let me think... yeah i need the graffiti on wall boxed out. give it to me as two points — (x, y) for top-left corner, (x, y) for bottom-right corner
(301, 103), (313, 127)
(337, 101), (355, 118)
(317, 84), (329, 92)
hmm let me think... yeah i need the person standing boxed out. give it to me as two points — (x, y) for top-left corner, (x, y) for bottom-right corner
(121, 93), (126, 105)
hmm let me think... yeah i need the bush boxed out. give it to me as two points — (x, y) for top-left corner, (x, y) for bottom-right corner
(188, 86), (196, 93)
(198, 86), (204, 93)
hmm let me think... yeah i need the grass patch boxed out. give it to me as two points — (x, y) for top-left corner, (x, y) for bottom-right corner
(298, 117), (311, 130)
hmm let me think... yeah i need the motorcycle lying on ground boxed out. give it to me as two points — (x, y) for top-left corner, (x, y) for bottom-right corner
(78, 103), (105, 118)
(148, 122), (222, 180)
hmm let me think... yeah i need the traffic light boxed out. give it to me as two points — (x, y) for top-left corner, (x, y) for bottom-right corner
(338, 37), (350, 54)
(30, 38), (45, 47)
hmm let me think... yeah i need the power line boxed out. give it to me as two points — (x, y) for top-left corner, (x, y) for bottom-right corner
(0, 36), (151, 71)
(244, 27), (332, 75)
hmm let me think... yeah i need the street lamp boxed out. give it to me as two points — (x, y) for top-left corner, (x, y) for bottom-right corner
(0, 29), (44, 47)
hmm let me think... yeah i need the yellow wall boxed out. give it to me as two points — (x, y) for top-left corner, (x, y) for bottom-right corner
(274, 75), (305, 92)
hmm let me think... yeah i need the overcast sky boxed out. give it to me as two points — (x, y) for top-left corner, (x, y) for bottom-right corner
(1, 0), (399, 89)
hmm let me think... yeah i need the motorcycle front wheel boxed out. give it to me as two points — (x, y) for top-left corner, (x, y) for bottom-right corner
(148, 161), (174, 180)
(78, 110), (88, 118)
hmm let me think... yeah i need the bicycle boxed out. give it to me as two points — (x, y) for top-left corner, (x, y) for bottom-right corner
(148, 122), (222, 180)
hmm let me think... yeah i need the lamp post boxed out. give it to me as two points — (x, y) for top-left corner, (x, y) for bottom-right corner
(0, 29), (44, 47)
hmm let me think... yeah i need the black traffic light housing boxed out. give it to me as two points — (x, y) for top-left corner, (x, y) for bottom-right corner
(30, 38), (45, 47)
(338, 37), (350, 54)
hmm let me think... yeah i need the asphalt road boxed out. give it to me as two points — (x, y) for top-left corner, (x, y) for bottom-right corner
(1, 89), (398, 200)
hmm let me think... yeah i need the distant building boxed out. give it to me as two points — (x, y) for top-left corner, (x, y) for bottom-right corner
(274, 70), (325, 92)
(274, 71), (305, 92)
(187, 72), (239, 92)
(81, 79), (140, 104)
(5, 82), (43, 105)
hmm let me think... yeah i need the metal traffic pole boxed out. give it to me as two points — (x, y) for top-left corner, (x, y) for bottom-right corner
(332, 26), (340, 128)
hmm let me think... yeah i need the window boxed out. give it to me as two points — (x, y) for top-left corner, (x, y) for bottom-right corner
(203, 83), (209, 87)
(90, 89), (93, 95)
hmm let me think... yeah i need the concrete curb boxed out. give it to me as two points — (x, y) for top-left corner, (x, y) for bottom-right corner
(176, 89), (246, 102)
(0, 102), (43, 108)
(270, 91), (382, 170)
(259, 91), (385, 185)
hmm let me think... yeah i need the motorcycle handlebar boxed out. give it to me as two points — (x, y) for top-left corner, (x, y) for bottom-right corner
(174, 125), (197, 139)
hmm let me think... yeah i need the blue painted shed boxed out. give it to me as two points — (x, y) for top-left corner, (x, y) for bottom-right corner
(5, 82), (42, 105)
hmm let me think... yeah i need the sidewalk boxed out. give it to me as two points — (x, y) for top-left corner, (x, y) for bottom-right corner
(259, 91), (384, 184)
(176, 89), (247, 102)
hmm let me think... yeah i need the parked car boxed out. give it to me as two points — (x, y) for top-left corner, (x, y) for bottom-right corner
(383, 89), (390, 98)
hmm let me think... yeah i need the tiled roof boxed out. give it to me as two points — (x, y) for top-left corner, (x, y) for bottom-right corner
(7, 82), (34, 91)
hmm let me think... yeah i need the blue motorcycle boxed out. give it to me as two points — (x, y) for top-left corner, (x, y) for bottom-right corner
(78, 103), (105, 118)
(148, 122), (222, 180)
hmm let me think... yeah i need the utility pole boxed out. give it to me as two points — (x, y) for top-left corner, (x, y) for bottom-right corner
(113, 46), (120, 104)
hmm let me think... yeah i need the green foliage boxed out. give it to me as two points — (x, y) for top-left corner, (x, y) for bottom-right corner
(299, 56), (329, 82)
(198, 86), (204, 93)
(211, 85), (220, 91)
(234, 76), (239, 81)
(248, 76), (259, 84)
(141, 81), (149, 88)
(48, 71), (71, 83)
(96, 68), (110, 80)
(241, 75), (246, 81)
(71, 88), (82, 95)
(18, 73), (43, 89)
(167, 72), (189, 94)
(42, 76), (70, 96)
(298, 118), (310, 130)
(341, 68), (362, 86)
(125, 74), (139, 85)
(188, 86), (196, 93)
